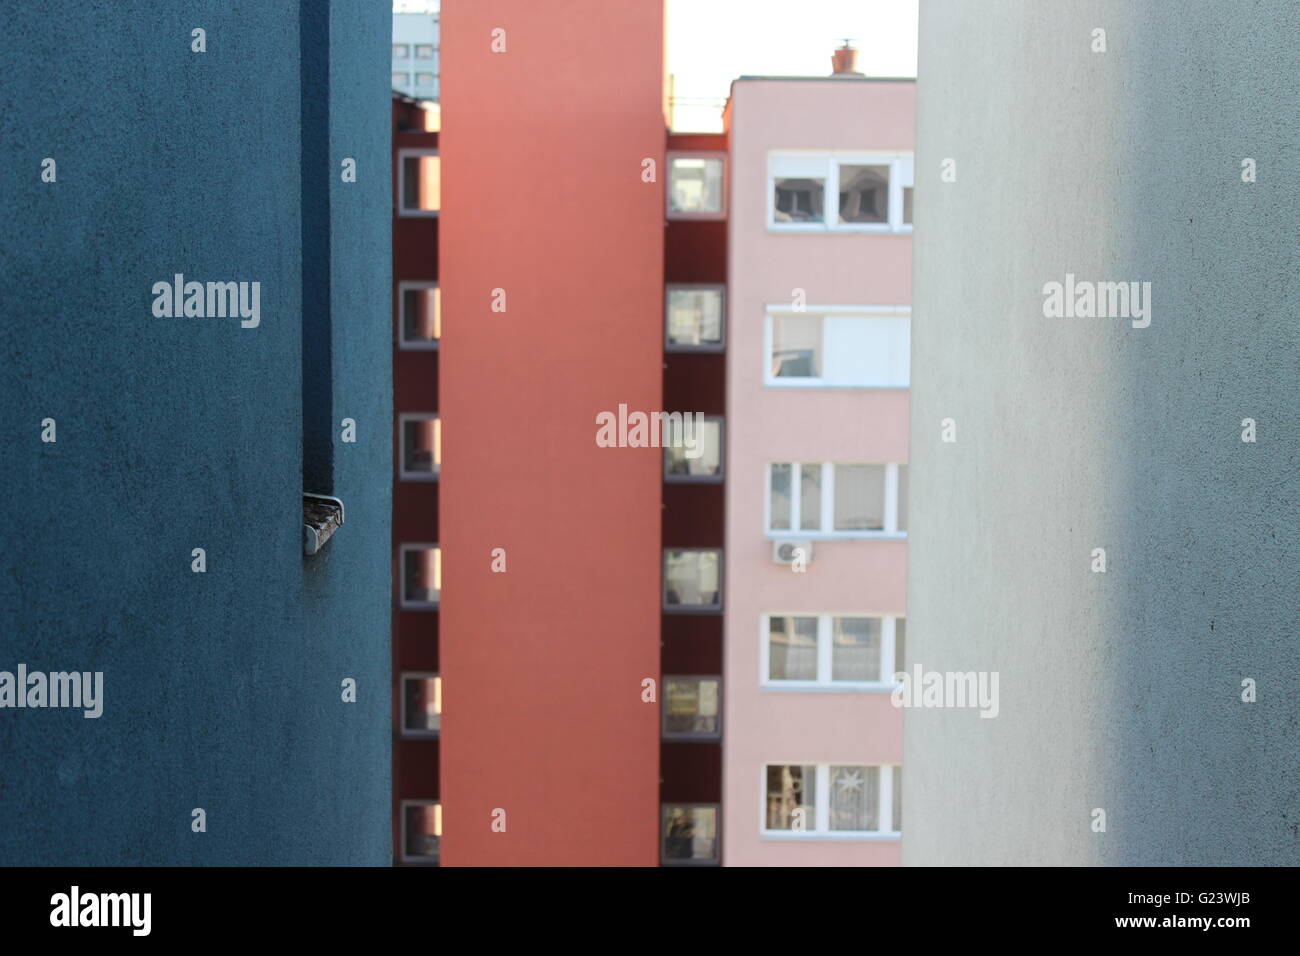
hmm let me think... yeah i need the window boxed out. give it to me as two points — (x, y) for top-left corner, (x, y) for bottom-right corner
(664, 416), (723, 482)
(400, 544), (440, 608)
(661, 805), (719, 864)
(763, 614), (905, 687)
(766, 307), (910, 387)
(399, 414), (440, 480)
(769, 152), (913, 232)
(400, 800), (441, 863)
(763, 764), (901, 836)
(415, 44), (435, 59)
(400, 673), (441, 737)
(766, 462), (907, 536)
(663, 677), (721, 740)
(665, 285), (724, 350)
(392, 72), (410, 87)
(392, 44), (410, 59)
(667, 154), (725, 218)
(414, 72), (436, 88)
(399, 281), (439, 348)
(398, 148), (439, 216)
(663, 549), (721, 612)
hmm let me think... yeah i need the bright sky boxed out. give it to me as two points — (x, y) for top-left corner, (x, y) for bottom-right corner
(667, 0), (918, 131)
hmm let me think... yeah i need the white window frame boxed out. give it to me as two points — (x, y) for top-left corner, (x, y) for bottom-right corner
(662, 675), (723, 741)
(398, 280), (439, 350)
(768, 150), (913, 233)
(662, 548), (723, 613)
(399, 671), (441, 739)
(760, 613), (906, 690)
(764, 304), (910, 388)
(664, 283), (726, 352)
(663, 415), (724, 484)
(398, 413), (440, 481)
(399, 543), (440, 610)
(764, 462), (907, 540)
(666, 151), (727, 221)
(397, 147), (439, 218)
(760, 764), (901, 839)
(661, 803), (721, 865)
(399, 799), (441, 863)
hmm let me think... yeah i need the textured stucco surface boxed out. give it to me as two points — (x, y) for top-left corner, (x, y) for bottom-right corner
(0, 1), (392, 864)
(907, 0), (1298, 865)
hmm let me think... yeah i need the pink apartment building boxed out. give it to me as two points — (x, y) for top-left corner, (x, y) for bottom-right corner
(722, 74), (915, 865)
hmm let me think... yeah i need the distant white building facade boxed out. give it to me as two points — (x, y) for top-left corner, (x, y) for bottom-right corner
(392, 3), (439, 101)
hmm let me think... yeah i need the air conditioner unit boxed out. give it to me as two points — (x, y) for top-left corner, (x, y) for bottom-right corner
(772, 540), (812, 565)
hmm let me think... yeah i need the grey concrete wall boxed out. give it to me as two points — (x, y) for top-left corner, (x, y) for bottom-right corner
(0, 0), (392, 864)
(907, 0), (1297, 865)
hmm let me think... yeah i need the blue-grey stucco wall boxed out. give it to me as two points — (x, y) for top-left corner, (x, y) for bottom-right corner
(0, 0), (392, 865)
(906, 0), (1297, 865)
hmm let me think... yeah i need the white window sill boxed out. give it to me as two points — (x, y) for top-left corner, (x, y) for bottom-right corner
(767, 224), (911, 235)
(766, 531), (906, 542)
(761, 831), (901, 842)
(760, 681), (901, 694)
(763, 380), (909, 390)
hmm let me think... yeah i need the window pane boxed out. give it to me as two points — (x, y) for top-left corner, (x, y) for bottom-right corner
(662, 805), (718, 862)
(799, 464), (822, 531)
(404, 547), (440, 605)
(392, 44), (409, 59)
(892, 766), (903, 832)
(415, 44), (435, 58)
(766, 765), (816, 830)
(404, 804), (440, 860)
(768, 615), (818, 681)
(664, 678), (720, 737)
(838, 164), (889, 223)
(392, 72), (409, 86)
(830, 766), (879, 830)
(833, 464), (884, 530)
(666, 287), (723, 347)
(665, 417), (721, 479)
(832, 616), (880, 681)
(402, 154), (440, 212)
(897, 464), (909, 531)
(403, 676), (441, 733)
(402, 417), (439, 476)
(664, 550), (720, 608)
(415, 72), (436, 87)
(774, 176), (824, 223)
(903, 186), (914, 225)
(769, 463), (792, 530)
(771, 314), (822, 378)
(668, 157), (723, 214)
(894, 618), (906, 675)
(402, 286), (440, 343)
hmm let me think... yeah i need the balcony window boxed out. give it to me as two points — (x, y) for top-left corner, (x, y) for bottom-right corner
(401, 673), (441, 737)
(663, 549), (721, 612)
(400, 544), (440, 609)
(664, 416), (723, 482)
(398, 148), (439, 216)
(399, 414), (440, 480)
(667, 154), (725, 218)
(400, 800), (441, 863)
(399, 281), (439, 348)
(663, 676), (721, 739)
(661, 805), (719, 864)
(665, 285), (724, 350)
